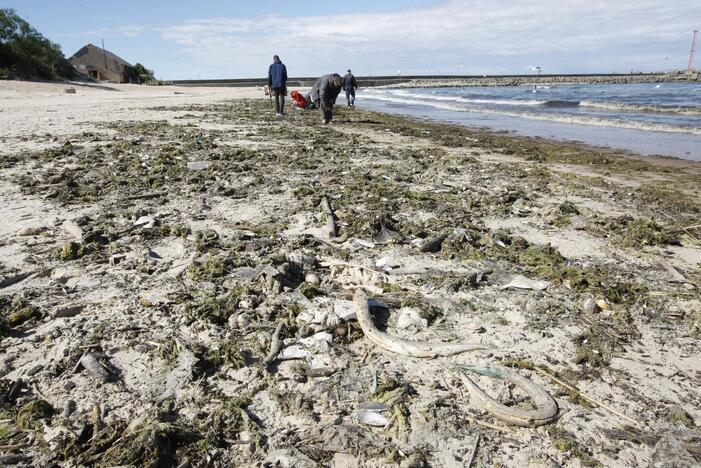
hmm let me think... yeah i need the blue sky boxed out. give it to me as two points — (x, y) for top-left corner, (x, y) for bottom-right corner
(2, 1), (699, 79)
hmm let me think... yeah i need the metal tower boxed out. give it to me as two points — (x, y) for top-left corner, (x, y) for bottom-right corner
(690, 30), (699, 71)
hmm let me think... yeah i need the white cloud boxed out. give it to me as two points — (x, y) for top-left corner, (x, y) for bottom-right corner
(114, 26), (145, 38)
(158, 0), (700, 76)
(53, 25), (146, 39)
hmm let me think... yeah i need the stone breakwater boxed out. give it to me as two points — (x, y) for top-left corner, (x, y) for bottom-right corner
(386, 72), (701, 88)
(172, 72), (700, 89)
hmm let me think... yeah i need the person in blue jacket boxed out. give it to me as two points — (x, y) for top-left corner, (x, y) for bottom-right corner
(268, 55), (288, 116)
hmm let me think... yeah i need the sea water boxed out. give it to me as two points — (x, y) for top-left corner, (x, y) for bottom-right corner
(359, 83), (701, 160)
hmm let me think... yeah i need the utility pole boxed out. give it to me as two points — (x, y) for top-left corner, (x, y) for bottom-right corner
(689, 30), (699, 71)
(101, 38), (108, 79)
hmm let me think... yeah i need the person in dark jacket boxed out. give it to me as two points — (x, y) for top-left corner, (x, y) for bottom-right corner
(267, 55), (288, 116)
(342, 69), (358, 107)
(310, 74), (343, 124)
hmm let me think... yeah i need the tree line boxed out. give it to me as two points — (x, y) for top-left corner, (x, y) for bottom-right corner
(1, 8), (158, 83)
(0, 8), (75, 80)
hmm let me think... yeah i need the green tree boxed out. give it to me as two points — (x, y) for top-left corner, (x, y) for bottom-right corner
(124, 62), (156, 84)
(0, 8), (75, 79)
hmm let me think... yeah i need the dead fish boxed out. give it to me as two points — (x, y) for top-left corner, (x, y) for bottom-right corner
(62, 218), (84, 240)
(357, 409), (389, 427)
(655, 258), (688, 283)
(17, 226), (49, 236)
(419, 233), (448, 253)
(307, 367), (338, 378)
(499, 275), (550, 291)
(278, 345), (311, 360)
(0, 270), (36, 289)
(353, 238), (376, 249)
(62, 400), (77, 418)
(371, 217), (402, 245)
(358, 402), (389, 412)
(286, 251), (316, 267)
(78, 353), (111, 382)
(52, 302), (86, 318)
(372, 227), (401, 244)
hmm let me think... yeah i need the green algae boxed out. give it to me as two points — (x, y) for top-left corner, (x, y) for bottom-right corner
(183, 286), (259, 326)
(56, 240), (101, 261)
(548, 426), (601, 467)
(16, 400), (54, 430)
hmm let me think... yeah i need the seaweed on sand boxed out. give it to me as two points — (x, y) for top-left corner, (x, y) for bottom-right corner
(374, 377), (416, 440)
(400, 293), (444, 324)
(55, 240), (101, 261)
(183, 286), (259, 326)
(0, 296), (43, 336)
(187, 393), (267, 460)
(573, 326), (619, 367)
(186, 254), (233, 282)
(61, 417), (199, 467)
(586, 215), (679, 249)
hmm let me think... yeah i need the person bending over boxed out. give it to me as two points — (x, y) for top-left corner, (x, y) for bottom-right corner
(267, 55), (288, 116)
(310, 74), (343, 124)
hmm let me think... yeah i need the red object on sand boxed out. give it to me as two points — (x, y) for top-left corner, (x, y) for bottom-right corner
(291, 90), (308, 109)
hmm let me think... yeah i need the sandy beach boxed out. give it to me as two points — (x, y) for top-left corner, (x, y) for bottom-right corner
(1, 81), (701, 467)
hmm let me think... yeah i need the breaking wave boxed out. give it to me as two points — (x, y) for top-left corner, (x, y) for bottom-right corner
(543, 100), (581, 108)
(372, 89), (701, 116)
(580, 100), (701, 116)
(361, 93), (701, 135)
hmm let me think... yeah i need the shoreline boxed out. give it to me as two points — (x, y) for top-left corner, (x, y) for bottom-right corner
(359, 100), (701, 162)
(378, 72), (701, 88)
(1, 83), (700, 466)
(358, 103), (701, 171)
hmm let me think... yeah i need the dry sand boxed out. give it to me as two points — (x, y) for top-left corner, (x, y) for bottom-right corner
(0, 81), (259, 155)
(1, 81), (700, 467)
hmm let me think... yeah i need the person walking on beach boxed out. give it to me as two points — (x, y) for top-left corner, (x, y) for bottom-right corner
(310, 73), (343, 124)
(268, 55), (288, 116)
(342, 69), (358, 107)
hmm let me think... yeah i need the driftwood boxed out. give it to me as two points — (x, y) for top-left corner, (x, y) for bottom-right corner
(353, 289), (493, 357)
(320, 196), (337, 238)
(467, 433), (481, 467)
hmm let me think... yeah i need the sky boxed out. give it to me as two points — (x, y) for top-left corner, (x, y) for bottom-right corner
(2, 1), (699, 79)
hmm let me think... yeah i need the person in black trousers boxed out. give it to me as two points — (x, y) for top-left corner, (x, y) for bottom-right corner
(267, 55), (288, 116)
(342, 69), (358, 107)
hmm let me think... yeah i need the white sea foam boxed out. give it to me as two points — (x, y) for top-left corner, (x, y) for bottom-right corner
(361, 93), (701, 135)
(368, 89), (546, 106)
(367, 89), (701, 117)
